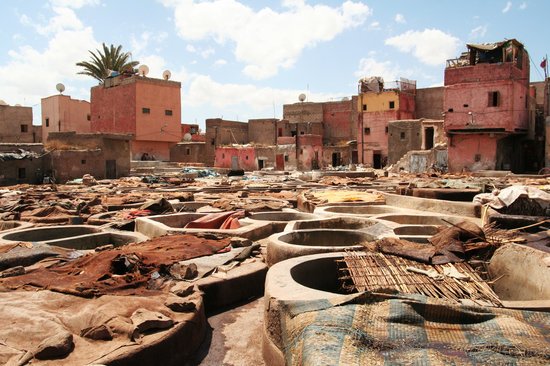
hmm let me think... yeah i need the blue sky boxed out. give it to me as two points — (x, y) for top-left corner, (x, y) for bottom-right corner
(0, 0), (547, 128)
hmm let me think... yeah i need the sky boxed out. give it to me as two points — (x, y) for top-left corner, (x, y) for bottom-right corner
(1, 0), (548, 128)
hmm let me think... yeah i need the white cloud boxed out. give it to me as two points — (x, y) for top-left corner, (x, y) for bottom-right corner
(369, 21), (380, 30)
(395, 13), (406, 24)
(0, 6), (98, 109)
(186, 44), (196, 53)
(385, 29), (461, 66)
(200, 47), (215, 59)
(21, 7), (84, 35)
(162, 0), (371, 79)
(470, 25), (487, 39)
(182, 74), (340, 119)
(354, 57), (402, 82)
(519, 2), (527, 10)
(49, 0), (100, 9)
(214, 59), (227, 66)
(130, 31), (168, 56)
(502, 1), (512, 13)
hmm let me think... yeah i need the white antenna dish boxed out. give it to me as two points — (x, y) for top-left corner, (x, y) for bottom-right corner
(183, 133), (192, 141)
(162, 70), (171, 80)
(138, 65), (149, 77)
(298, 93), (306, 102)
(56, 83), (65, 94)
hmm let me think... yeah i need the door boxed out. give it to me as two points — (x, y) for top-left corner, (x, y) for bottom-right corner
(425, 127), (434, 149)
(351, 150), (358, 164)
(231, 156), (239, 170)
(332, 152), (341, 167)
(258, 159), (264, 170)
(106, 160), (117, 179)
(373, 152), (382, 169)
(276, 154), (284, 170)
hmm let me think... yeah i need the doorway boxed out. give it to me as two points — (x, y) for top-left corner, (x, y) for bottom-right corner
(425, 127), (434, 149)
(258, 159), (265, 170)
(373, 152), (382, 169)
(106, 160), (117, 179)
(276, 154), (284, 170)
(331, 152), (341, 167)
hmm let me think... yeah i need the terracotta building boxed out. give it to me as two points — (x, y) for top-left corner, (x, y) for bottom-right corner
(90, 74), (182, 161)
(444, 39), (533, 172)
(0, 103), (39, 143)
(357, 77), (416, 168)
(41, 94), (91, 142)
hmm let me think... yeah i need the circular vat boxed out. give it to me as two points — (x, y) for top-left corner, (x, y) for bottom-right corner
(377, 215), (454, 226)
(248, 212), (318, 222)
(393, 225), (440, 236)
(267, 229), (373, 266)
(289, 255), (347, 294)
(1, 225), (99, 242)
(0, 221), (32, 232)
(322, 205), (401, 215)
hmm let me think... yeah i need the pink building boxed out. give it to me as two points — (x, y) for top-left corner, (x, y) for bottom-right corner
(90, 74), (182, 161)
(444, 39), (530, 172)
(357, 78), (416, 167)
(41, 94), (91, 142)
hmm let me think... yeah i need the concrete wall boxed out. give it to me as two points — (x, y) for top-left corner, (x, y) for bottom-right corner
(170, 142), (206, 164)
(248, 118), (278, 145)
(0, 105), (36, 143)
(283, 102), (323, 123)
(205, 119), (249, 166)
(448, 134), (499, 172)
(41, 95), (91, 142)
(214, 146), (256, 170)
(0, 143), (48, 186)
(321, 145), (351, 167)
(388, 120), (422, 164)
(444, 62), (529, 132)
(415, 87), (444, 119)
(47, 132), (131, 180)
(322, 98), (357, 144)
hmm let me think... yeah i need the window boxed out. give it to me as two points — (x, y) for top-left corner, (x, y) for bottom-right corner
(385, 126), (388, 134)
(222, 153), (225, 159)
(389, 101), (395, 109)
(186, 148), (190, 155)
(20, 125), (28, 133)
(474, 154), (481, 162)
(81, 160), (86, 164)
(300, 149), (303, 155)
(45, 118), (49, 127)
(463, 104), (469, 108)
(142, 107), (151, 114)
(87, 114), (91, 121)
(400, 132), (406, 140)
(362, 104), (367, 111)
(488, 91), (500, 107)
(18, 168), (26, 179)
(364, 127), (370, 135)
(165, 109), (173, 116)
(447, 108), (454, 112)
(284, 155), (289, 162)
(300, 131), (305, 135)
(245, 156), (249, 160)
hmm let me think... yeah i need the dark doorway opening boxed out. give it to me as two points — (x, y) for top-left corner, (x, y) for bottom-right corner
(351, 150), (358, 164)
(258, 159), (265, 170)
(373, 152), (382, 169)
(106, 160), (117, 179)
(425, 127), (434, 149)
(331, 152), (341, 167)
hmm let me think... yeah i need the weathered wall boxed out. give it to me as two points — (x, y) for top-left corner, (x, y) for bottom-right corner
(248, 118), (278, 145)
(448, 134), (499, 172)
(205, 119), (249, 166)
(388, 120), (422, 164)
(283, 102), (323, 123)
(0, 143), (48, 186)
(255, 146), (277, 169)
(170, 142), (206, 164)
(131, 140), (171, 161)
(296, 134), (323, 170)
(421, 120), (446, 149)
(275, 144), (297, 171)
(0, 105), (35, 143)
(91, 80), (137, 135)
(321, 146), (351, 167)
(41, 95), (91, 142)
(415, 87), (444, 119)
(322, 99), (357, 144)
(214, 146), (256, 170)
(47, 132), (131, 179)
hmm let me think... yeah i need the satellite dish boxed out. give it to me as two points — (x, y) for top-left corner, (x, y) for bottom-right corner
(298, 93), (306, 102)
(0, 100), (7, 106)
(162, 70), (172, 80)
(183, 133), (192, 141)
(56, 83), (65, 94)
(138, 65), (149, 77)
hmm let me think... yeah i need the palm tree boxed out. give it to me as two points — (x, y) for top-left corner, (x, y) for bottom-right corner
(76, 43), (139, 82)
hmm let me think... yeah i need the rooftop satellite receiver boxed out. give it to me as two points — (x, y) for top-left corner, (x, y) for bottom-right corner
(183, 133), (192, 141)
(138, 65), (149, 77)
(163, 70), (172, 80)
(56, 83), (65, 94)
(298, 93), (306, 102)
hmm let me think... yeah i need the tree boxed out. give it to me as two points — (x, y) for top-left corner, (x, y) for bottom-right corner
(76, 43), (139, 82)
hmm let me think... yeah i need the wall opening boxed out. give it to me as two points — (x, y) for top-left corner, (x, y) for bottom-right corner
(488, 91), (500, 107)
(20, 125), (28, 133)
(186, 148), (190, 155)
(400, 132), (406, 140)
(142, 107), (151, 114)
(424, 127), (434, 149)
(331, 152), (341, 167)
(373, 152), (382, 169)
(364, 127), (371, 135)
(45, 118), (49, 127)
(389, 101), (395, 109)
(165, 109), (173, 116)
(258, 159), (264, 170)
